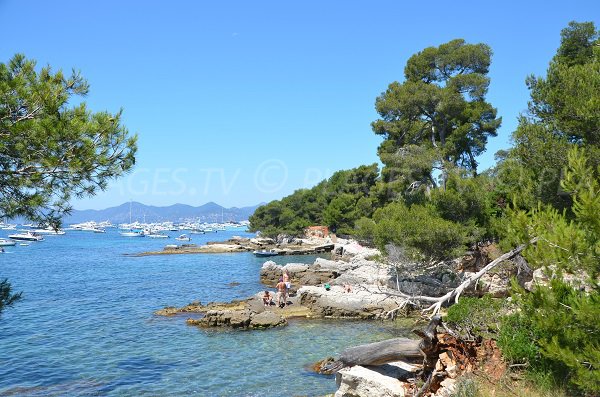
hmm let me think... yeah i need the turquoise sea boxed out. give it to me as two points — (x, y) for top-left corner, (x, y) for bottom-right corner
(0, 229), (410, 396)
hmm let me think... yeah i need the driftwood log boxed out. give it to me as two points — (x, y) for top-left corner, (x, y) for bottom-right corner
(319, 316), (442, 374)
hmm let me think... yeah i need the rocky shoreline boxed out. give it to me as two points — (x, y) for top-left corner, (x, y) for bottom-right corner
(154, 238), (533, 396)
(133, 236), (335, 256)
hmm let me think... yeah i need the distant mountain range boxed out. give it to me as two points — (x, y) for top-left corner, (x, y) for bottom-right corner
(63, 202), (262, 224)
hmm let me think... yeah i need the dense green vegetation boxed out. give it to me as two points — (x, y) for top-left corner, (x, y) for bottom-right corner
(249, 164), (379, 236)
(250, 21), (599, 394)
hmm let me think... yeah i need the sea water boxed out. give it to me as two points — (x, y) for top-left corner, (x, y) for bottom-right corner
(0, 229), (410, 396)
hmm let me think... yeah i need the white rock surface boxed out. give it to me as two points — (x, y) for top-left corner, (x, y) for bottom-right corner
(298, 285), (407, 318)
(334, 361), (418, 397)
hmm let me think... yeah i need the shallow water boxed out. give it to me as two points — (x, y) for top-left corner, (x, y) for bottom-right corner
(0, 229), (409, 396)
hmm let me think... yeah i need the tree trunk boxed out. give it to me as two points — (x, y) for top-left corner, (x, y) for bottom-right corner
(338, 316), (442, 367)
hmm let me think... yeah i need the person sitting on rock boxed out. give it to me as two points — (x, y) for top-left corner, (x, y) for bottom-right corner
(262, 290), (273, 307)
(276, 278), (287, 307)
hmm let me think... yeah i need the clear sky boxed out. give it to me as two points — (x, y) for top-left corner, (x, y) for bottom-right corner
(1, 1), (598, 209)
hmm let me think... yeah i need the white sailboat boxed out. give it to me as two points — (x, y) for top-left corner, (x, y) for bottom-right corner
(120, 201), (145, 237)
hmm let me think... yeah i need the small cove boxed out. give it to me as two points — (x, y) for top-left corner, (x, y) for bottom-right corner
(0, 229), (411, 396)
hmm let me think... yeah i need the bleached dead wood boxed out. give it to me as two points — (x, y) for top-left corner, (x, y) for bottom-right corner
(318, 316), (442, 374)
(382, 238), (538, 317)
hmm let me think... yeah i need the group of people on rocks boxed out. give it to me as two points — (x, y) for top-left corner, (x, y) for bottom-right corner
(262, 269), (291, 308)
(262, 268), (354, 308)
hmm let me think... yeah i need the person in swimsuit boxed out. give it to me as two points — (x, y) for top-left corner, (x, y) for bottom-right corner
(282, 269), (291, 298)
(262, 290), (272, 306)
(276, 277), (287, 307)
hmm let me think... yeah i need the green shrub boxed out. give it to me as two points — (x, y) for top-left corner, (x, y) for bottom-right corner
(445, 295), (502, 339)
(497, 312), (540, 365)
(451, 378), (479, 397)
(499, 279), (600, 395)
(373, 202), (470, 260)
(353, 217), (376, 240)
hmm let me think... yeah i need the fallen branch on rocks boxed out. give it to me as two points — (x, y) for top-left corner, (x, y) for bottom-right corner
(316, 316), (442, 374)
(382, 238), (538, 317)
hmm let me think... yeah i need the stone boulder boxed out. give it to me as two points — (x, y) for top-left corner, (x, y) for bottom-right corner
(335, 361), (418, 397)
(260, 260), (283, 286)
(250, 311), (287, 328)
(332, 258), (394, 288)
(250, 237), (276, 246)
(524, 265), (598, 293)
(276, 234), (302, 245)
(397, 274), (456, 297)
(473, 255), (533, 297)
(259, 260), (343, 290)
(188, 309), (287, 330)
(191, 309), (252, 328)
(297, 286), (408, 319)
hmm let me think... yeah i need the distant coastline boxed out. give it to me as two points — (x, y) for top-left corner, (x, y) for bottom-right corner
(62, 201), (261, 224)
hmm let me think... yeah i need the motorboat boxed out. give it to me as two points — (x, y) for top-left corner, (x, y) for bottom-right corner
(253, 249), (278, 257)
(32, 227), (66, 235)
(175, 234), (191, 241)
(190, 229), (205, 234)
(146, 233), (169, 238)
(120, 230), (145, 237)
(0, 238), (16, 246)
(8, 231), (44, 241)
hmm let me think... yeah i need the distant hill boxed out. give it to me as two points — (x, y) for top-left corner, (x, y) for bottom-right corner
(63, 202), (262, 224)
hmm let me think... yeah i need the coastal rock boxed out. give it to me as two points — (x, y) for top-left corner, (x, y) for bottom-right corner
(154, 301), (205, 316)
(154, 306), (179, 316)
(190, 309), (252, 328)
(331, 258), (393, 288)
(298, 286), (408, 319)
(524, 265), (599, 293)
(276, 234), (302, 245)
(397, 274), (455, 297)
(250, 237), (276, 246)
(259, 260), (341, 289)
(334, 361), (417, 397)
(250, 311), (287, 328)
(187, 308), (287, 330)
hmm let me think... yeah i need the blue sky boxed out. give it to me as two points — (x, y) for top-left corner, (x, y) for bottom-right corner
(1, 1), (598, 209)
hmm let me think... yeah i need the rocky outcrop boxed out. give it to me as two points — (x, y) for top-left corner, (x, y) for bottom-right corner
(332, 334), (505, 397)
(250, 311), (288, 328)
(186, 309), (287, 330)
(297, 285), (408, 319)
(335, 361), (418, 397)
(260, 259), (349, 289)
(136, 237), (335, 257)
(524, 265), (599, 293)
(154, 299), (247, 316)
